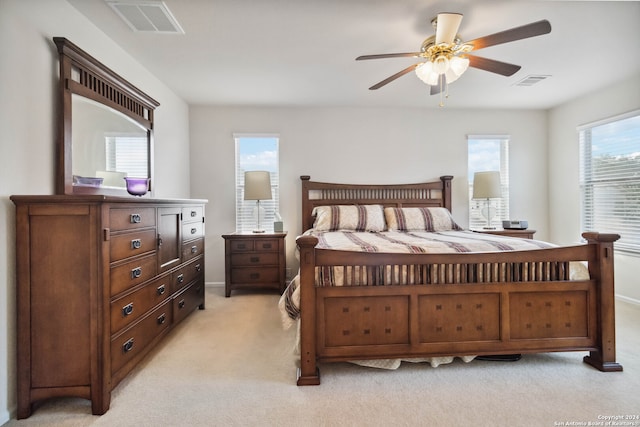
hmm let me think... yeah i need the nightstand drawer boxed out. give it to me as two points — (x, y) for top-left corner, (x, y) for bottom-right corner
(231, 267), (280, 284)
(231, 252), (278, 266)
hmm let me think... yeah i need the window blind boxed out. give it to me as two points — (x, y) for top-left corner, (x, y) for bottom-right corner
(234, 136), (280, 233)
(105, 135), (148, 177)
(579, 111), (640, 253)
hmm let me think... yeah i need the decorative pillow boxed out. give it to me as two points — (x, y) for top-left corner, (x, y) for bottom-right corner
(312, 205), (386, 232)
(384, 207), (462, 232)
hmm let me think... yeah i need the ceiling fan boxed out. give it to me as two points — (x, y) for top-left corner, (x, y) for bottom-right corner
(356, 13), (551, 103)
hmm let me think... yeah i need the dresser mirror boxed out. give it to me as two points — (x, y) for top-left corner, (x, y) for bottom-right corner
(54, 37), (159, 196)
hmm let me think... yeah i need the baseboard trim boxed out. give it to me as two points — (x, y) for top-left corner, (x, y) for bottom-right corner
(616, 294), (640, 307)
(205, 282), (224, 288)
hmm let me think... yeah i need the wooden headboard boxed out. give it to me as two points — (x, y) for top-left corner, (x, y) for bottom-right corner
(300, 175), (453, 231)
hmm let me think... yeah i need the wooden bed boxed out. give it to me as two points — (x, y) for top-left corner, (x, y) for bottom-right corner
(293, 175), (622, 386)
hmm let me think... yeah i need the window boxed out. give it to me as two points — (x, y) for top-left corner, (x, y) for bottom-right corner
(579, 111), (640, 254)
(234, 135), (280, 233)
(467, 136), (510, 229)
(105, 134), (148, 177)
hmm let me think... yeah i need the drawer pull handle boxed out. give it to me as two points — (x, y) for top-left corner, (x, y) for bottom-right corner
(130, 214), (141, 224)
(131, 267), (142, 279)
(250, 273), (260, 280)
(191, 245), (198, 254)
(157, 313), (166, 324)
(237, 243), (246, 250)
(250, 256), (260, 263)
(122, 303), (134, 317)
(191, 227), (197, 234)
(177, 274), (184, 284)
(178, 299), (185, 309)
(123, 338), (134, 353)
(263, 243), (272, 249)
(195, 264), (202, 272)
(191, 210), (197, 217)
(131, 239), (142, 249)
(157, 284), (166, 295)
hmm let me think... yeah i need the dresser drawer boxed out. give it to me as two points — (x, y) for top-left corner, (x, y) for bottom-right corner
(110, 229), (157, 262)
(172, 257), (204, 293)
(110, 274), (171, 334)
(182, 206), (204, 223)
(110, 254), (157, 296)
(173, 280), (204, 324)
(182, 238), (204, 263)
(231, 252), (278, 266)
(182, 221), (204, 242)
(231, 266), (280, 284)
(110, 207), (156, 231)
(111, 301), (171, 375)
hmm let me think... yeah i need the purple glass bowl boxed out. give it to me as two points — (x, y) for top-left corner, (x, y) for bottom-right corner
(124, 177), (150, 196)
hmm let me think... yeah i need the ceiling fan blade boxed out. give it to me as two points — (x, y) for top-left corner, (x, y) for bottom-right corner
(356, 52), (422, 60)
(467, 55), (521, 76)
(435, 13), (463, 45)
(465, 20), (551, 51)
(369, 63), (420, 90)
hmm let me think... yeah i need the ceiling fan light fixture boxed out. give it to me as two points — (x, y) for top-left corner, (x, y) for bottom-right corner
(433, 55), (450, 74)
(449, 56), (469, 76)
(415, 62), (439, 85)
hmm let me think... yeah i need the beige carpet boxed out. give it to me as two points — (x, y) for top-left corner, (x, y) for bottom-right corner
(6, 287), (640, 427)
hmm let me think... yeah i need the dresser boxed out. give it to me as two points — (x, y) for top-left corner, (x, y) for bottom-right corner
(11, 195), (207, 418)
(222, 232), (287, 297)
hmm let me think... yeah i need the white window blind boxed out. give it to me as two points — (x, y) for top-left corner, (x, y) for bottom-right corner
(234, 135), (280, 233)
(467, 136), (510, 230)
(579, 111), (640, 254)
(105, 135), (148, 177)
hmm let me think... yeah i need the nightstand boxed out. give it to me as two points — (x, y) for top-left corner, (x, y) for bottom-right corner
(222, 232), (287, 297)
(473, 229), (536, 239)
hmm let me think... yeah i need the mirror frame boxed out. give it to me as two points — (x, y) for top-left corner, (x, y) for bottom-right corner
(54, 37), (160, 196)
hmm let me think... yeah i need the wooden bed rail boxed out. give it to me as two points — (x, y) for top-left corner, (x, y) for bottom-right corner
(295, 232), (622, 386)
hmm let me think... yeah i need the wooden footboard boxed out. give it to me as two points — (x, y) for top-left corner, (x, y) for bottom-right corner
(296, 232), (622, 386)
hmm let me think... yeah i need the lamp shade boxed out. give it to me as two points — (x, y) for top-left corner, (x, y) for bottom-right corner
(244, 171), (272, 201)
(473, 171), (502, 199)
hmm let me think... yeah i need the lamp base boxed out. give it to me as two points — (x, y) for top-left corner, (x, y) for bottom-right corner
(482, 226), (497, 230)
(252, 229), (266, 233)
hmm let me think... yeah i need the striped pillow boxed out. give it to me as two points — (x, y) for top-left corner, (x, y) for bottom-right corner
(312, 205), (385, 232)
(384, 207), (462, 232)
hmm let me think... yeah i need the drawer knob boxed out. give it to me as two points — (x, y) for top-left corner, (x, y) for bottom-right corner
(157, 284), (166, 295)
(191, 227), (197, 234)
(250, 256), (260, 263)
(122, 303), (134, 317)
(178, 299), (185, 309)
(250, 273), (260, 280)
(122, 338), (134, 353)
(177, 274), (184, 284)
(190, 210), (197, 217)
(130, 214), (141, 224)
(195, 264), (202, 272)
(131, 267), (142, 279)
(191, 245), (198, 254)
(237, 243), (247, 250)
(157, 313), (166, 324)
(263, 243), (272, 249)
(131, 239), (142, 250)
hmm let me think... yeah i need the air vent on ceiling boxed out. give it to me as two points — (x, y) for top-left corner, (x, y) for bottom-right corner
(106, 0), (184, 34)
(514, 75), (550, 87)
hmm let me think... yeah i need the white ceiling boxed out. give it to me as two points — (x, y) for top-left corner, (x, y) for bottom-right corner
(67, 0), (640, 109)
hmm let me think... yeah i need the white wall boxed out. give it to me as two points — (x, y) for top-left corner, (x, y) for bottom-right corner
(189, 106), (549, 284)
(0, 0), (192, 421)
(548, 72), (640, 303)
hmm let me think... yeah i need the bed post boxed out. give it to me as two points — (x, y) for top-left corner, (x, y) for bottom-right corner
(440, 175), (453, 212)
(582, 232), (623, 372)
(296, 235), (321, 385)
